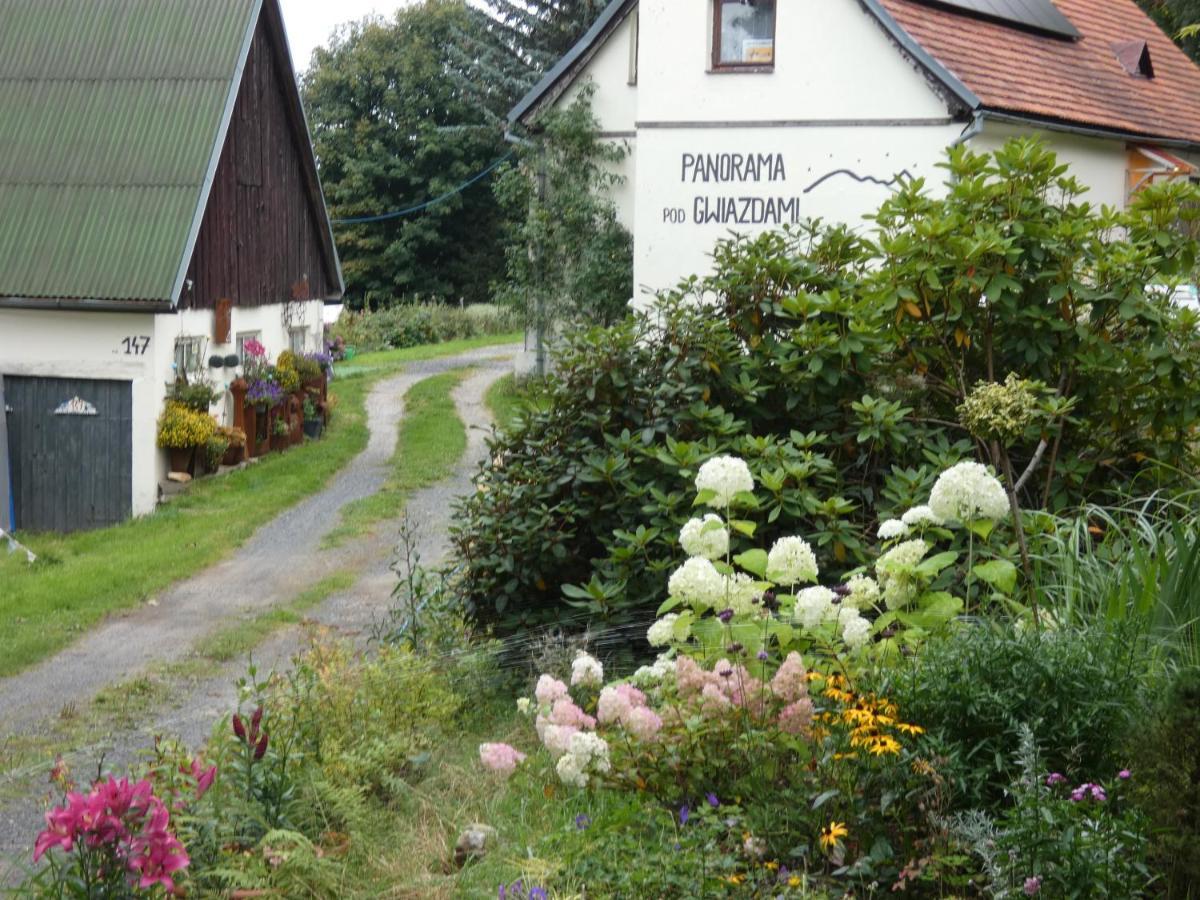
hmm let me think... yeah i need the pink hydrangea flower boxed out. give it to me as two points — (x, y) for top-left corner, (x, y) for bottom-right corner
(597, 684), (646, 725)
(770, 652), (809, 702)
(624, 706), (663, 741)
(541, 724), (579, 757)
(778, 698), (815, 735)
(550, 698), (596, 730)
(479, 743), (527, 777)
(535, 675), (569, 706)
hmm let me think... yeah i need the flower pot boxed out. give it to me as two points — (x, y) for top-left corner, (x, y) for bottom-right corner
(303, 419), (323, 440)
(168, 446), (194, 475)
(222, 444), (245, 466)
(270, 432), (288, 453)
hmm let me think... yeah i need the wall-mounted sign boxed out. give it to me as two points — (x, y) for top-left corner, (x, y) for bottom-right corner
(54, 396), (97, 416)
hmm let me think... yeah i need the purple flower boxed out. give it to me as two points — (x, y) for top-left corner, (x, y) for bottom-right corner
(756, 650), (769, 661)
(530, 889), (548, 900)
(1024, 875), (1042, 895)
(1118, 769), (1131, 780)
(1091, 784), (1107, 802)
(1070, 785), (1087, 802)
(679, 804), (690, 825)
(706, 792), (720, 808)
(575, 813), (591, 831)
(1046, 772), (1067, 787)
(718, 608), (734, 623)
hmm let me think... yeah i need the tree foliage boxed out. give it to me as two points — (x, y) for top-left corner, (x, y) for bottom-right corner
(302, 1), (512, 307)
(1137, 0), (1200, 61)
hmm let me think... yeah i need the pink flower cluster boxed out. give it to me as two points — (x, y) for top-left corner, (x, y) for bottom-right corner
(535, 689), (598, 758)
(675, 652), (813, 736)
(34, 775), (190, 893)
(598, 683), (663, 741)
(479, 743), (527, 777)
(1070, 782), (1107, 803)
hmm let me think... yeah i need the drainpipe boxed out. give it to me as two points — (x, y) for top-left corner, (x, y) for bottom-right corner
(504, 129), (547, 378)
(951, 110), (986, 148)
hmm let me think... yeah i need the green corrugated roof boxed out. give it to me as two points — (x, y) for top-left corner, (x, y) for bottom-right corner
(0, 0), (259, 302)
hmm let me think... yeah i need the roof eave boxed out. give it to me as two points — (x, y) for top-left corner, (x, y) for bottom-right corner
(508, 0), (638, 128)
(978, 108), (1200, 153)
(0, 295), (174, 314)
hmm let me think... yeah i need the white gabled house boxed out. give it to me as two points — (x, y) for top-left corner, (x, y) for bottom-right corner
(509, 0), (1200, 300)
(0, 0), (343, 532)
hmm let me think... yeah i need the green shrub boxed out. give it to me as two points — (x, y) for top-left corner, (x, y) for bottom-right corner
(1128, 667), (1200, 895)
(883, 621), (1148, 809)
(451, 137), (1200, 631)
(329, 301), (521, 353)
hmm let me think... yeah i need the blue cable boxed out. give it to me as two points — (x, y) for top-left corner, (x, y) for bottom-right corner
(332, 151), (515, 224)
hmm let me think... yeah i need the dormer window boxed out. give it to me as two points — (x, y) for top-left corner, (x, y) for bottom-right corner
(713, 0), (776, 70)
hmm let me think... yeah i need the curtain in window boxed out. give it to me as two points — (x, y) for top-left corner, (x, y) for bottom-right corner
(718, 0), (775, 64)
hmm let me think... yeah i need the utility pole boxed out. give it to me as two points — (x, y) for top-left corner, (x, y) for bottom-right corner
(0, 375), (12, 532)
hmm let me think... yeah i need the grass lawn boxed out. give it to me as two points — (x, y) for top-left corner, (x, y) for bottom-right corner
(0, 332), (521, 679)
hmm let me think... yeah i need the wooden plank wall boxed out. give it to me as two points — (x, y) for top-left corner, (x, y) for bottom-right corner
(182, 15), (336, 311)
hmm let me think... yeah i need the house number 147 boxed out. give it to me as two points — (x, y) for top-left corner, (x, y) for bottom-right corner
(121, 336), (150, 355)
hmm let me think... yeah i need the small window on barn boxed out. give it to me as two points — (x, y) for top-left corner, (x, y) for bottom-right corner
(289, 327), (308, 354)
(713, 0), (776, 69)
(174, 337), (205, 376)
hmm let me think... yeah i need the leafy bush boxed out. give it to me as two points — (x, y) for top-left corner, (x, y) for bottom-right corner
(452, 138), (1200, 630)
(156, 401), (216, 449)
(883, 621), (1149, 809)
(329, 301), (521, 353)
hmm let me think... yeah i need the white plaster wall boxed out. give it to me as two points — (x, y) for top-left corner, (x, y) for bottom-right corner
(0, 299), (325, 520)
(631, 122), (962, 297)
(637, 0), (950, 123)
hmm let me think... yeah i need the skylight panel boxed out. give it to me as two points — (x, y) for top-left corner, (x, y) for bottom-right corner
(915, 0), (1080, 39)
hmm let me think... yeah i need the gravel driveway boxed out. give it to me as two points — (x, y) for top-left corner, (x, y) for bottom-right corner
(0, 344), (516, 881)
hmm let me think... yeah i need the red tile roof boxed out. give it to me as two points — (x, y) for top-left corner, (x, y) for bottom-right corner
(878, 0), (1200, 146)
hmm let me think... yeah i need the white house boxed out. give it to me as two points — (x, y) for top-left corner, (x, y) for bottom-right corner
(509, 0), (1200, 300)
(0, 0), (343, 531)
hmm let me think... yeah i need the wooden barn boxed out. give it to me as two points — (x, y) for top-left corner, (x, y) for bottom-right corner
(0, 0), (343, 532)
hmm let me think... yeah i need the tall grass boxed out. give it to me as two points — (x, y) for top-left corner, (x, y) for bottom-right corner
(1030, 493), (1200, 671)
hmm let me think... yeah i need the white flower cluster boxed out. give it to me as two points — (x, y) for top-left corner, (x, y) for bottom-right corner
(667, 557), (724, 607)
(516, 697), (532, 715)
(724, 571), (763, 616)
(875, 538), (929, 609)
(766, 536), (819, 586)
(878, 519), (910, 541)
(929, 461), (1009, 523)
(555, 730), (611, 788)
(901, 505), (943, 528)
(570, 650), (604, 687)
(647, 614), (683, 647)
(843, 574), (881, 611)
(632, 653), (675, 686)
(679, 514), (729, 560)
(695, 455), (755, 508)
(792, 586), (872, 649)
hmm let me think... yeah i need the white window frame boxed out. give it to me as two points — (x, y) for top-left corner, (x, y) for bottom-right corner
(288, 326), (308, 354)
(174, 336), (205, 377)
(236, 331), (262, 363)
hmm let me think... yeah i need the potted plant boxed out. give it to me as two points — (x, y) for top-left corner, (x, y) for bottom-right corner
(246, 378), (283, 458)
(167, 378), (219, 413)
(202, 432), (230, 475)
(157, 401), (215, 475)
(302, 397), (323, 439)
(270, 412), (290, 453)
(219, 426), (247, 466)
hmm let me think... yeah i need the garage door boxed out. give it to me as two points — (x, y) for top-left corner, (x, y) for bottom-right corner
(4, 376), (133, 532)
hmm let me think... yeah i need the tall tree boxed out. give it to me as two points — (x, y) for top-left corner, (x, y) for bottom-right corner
(1137, 0), (1200, 62)
(302, 0), (512, 307)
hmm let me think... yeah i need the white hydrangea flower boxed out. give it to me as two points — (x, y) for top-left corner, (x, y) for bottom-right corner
(875, 539), (929, 610)
(766, 536), (819, 586)
(928, 461), (1010, 523)
(679, 514), (729, 560)
(668, 557), (725, 608)
(901, 505), (943, 528)
(516, 697), (531, 715)
(555, 751), (588, 787)
(695, 455), (755, 508)
(570, 651), (603, 687)
(841, 613), (871, 650)
(723, 572), (763, 616)
(647, 614), (682, 647)
(632, 653), (675, 686)
(878, 519), (910, 541)
(843, 574), (881, 611)
(794, 586), (837, 630)
(555, 730), (611, 787)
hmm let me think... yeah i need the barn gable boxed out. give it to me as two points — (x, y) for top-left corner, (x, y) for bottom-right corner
(183, 0), (343, 310)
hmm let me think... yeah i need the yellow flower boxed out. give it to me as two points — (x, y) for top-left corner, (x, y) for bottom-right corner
(765, 861), (779, 871)
(832, 751), (859, 761)
(819, 821), (849, 851)
(868, 735), (902, 756)
(726, 874), (744, 885)
(788, 875), (802, 887)
(896, 722), (925, 736)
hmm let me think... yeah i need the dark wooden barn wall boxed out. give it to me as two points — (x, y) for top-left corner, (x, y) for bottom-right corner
(182, 15), (336, 310)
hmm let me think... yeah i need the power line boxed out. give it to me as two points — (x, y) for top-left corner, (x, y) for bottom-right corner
(331, 151), (516, 224)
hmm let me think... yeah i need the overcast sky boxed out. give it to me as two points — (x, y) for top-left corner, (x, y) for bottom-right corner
(279, 0), (413, 72)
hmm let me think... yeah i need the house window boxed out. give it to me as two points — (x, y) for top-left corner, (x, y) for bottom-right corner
(713, 0), (776, 69)
(289, 327), (308, 354)
(174, 337), (205, 376)
(236, 331), (262, 364)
